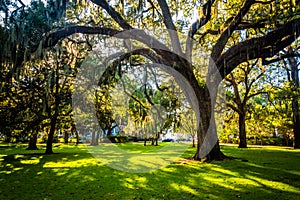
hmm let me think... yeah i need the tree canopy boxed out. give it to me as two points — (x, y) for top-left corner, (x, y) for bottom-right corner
(0, 0), (299, 159)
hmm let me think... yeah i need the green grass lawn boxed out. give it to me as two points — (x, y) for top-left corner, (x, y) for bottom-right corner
(0, 142), (300, 200)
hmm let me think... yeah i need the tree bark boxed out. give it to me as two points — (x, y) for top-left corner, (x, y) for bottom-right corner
(73, 127), (79, 144)
(193, 139), (226, 161)
(255, 136), (257, 145)
(192, 85), (226, 161)
(96, 132), (99, 145)
(238, 113), (247, 148)
(289, 51), (300, 149)
(107, 126), (112, 137)
(285, 135), (289, 146)
(292, 98), (300, 148)
(64, 131), (69, 144)
(27, 130), (38, 150)
(45, 115), (57, 154)
(155, 132), (159, 146)
(91, 131), (98, 146)
(192, 135), (195, 147)
(45, 65), (60, 154)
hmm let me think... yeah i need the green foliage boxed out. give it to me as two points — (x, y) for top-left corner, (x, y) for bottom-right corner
(1, 0), (300, 156)
(40, 134), (59, 143)
(108, 135), (129, 143)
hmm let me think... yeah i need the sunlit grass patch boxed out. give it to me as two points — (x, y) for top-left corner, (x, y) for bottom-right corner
(86, 142), (189, 173)
(115, 142), (169, 152)
(0, 143), (299, 199)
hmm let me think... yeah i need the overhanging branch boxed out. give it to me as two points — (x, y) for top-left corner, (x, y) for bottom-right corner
(35, 26), (121, 52)
(186, 0), (215, 59)
(33, 25), (174, 65)
(157, 0), (182, 55)
(216, 17), (300, 79)
(262, 53), (300, 65)
(211, 0), (256, 61)
(91, 0), (132, 30)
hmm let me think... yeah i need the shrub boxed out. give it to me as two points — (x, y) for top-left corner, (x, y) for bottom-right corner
(108, 136), (128, 143)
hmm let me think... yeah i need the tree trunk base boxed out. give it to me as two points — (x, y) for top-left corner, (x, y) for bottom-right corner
(294, 135), (300, 149)
(26, 146), (39, 150)
(27, 134), (38, 150)
(45, 149), (54, 154)
(193, 151), (228, 162)
(294, 144), (300, 149)
(193, 143), (228, 162)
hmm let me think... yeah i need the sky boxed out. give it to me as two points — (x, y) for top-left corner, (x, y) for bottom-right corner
(23, 0), (30, 5)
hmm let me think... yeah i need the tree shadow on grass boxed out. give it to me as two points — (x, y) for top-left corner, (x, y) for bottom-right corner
(0, 144), (299, 199)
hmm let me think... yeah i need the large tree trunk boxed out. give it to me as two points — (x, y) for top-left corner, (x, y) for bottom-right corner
(194, 142), (225, 161)
(74, 128), (79, 144)
(95, 132), (99, 145)
(27, 130), (38, 150)
(4, 129), (12, 142)
(45, 64), (60, 154)
(91, 131), (98, 146)
(64, 131), (69, 144)
(288, 49), (300, 149)
(155, 131), (160, 146)
(193, 135), (226, 161)
(292, 99), (300, 148)
(107, 126), (112, 137)
(238, 113), (247, 148)
(175, 63), (226, 161)
(192, 86), (226, 161)
(192, 135), (195, 147)
(45, 115), (57, 154)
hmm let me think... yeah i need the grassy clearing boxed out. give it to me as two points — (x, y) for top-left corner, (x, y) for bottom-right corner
(0, 142), (300, 200)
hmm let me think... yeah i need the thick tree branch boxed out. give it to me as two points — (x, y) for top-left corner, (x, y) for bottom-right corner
(188, 0), (215, 38)
(91, 0), (132, 30)
(36, 26), (121, 51)
(17, 0), (25, 7)
(186, 0), (215, 59)
(196, 20), (266, 43)
(237, 21), (267, 30)
(216, 17), (300, 79)
(157, 0), (182, 55)
(34, 25), (174, 65)
(211, 0), (255, 61)
(262, 53), (300, 65)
